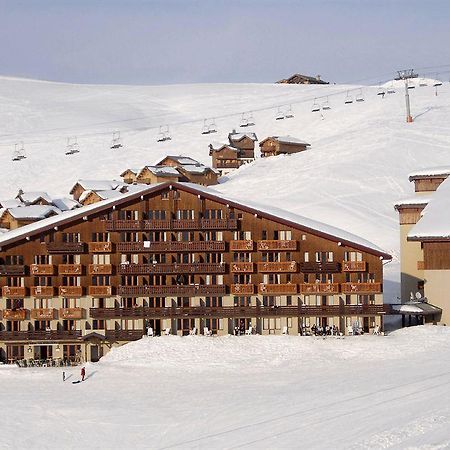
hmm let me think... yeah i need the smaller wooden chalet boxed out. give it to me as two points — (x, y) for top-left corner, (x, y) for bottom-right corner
(69, 180), (127, 202)
(134, 166), (182, 185)
(0, 205), (60, 230)
(78, 190), (123, 206)
(228, 131), (257, 159)
(15, 191), (52, 206)
(209, 143), (241, 172)
(259, 136), (311, 158)
(155, 155), (219, 186)
(120, 168), (139, 184)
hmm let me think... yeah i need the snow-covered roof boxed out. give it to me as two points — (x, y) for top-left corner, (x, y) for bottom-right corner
(408, 166), (450, 180)
(51, 197), (80, 211)
(8, 205), (61, 220)
(79, 189), (123, 204)
(228, 132), (258, 142)
(209, 142), (238, 152)
(16, 191), (52, 204)
(391, 301), (441, 315)
(159, 156), (201, 166)
(394, 196), (431, 209)
(259, 136), (311, 146)
(70, 179), (124, 194)
(408, 177), (450, 240)
(0, 199), (23, 209)
(0, 182), (390, 258)
(180, 164), (211, 175)
(120, 168), (139, 177)
(140, 165), (181, 177)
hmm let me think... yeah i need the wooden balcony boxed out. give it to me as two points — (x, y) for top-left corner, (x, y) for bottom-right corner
(30, 308), (56, 320)
(231, 262), (254, 273)
(59, 307), (84, 319)
(30, 264), (55, 275)
(0, 330), (81, 341)
(117, 284), (226, 297)
(58, 264), (83, 275)
(257, 261), (297, 273)
(299, 262), (341, 273)
(59, 286), (83, 297)
(257, 240), (297, 251)
(230, 240), (254, 251)
(299, 283), (340, 294)
(342, 261), (367, 272)
(117, 241), (226, 253)
(118, 263), (225, 275)
(31, 286), (55, 297)
(0, 265), (26, 276)
(88, 242), (113, 253)
(88, 286), (113, 297)
(2, 286), (26, 298)
(104, 219), (142, 231)
(230, 284), (254, 295)
(105, 330), (144, 341)
(341, 283), (383, 294)
(3, 309), (27, 320)
(215, 160), (241, 169)
(142, 220), (173, 230)
(88, 264), (112, 275)
(258, 283), (298, 294)
(46, 242), (85, 253)
(90, 304), (391, 320)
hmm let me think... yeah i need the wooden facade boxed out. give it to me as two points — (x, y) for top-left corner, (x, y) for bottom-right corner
(259, 137), (310, 158)
(0, 182), (390, 363)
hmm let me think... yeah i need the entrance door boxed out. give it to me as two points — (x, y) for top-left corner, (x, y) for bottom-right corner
(90, 344), (103, 362)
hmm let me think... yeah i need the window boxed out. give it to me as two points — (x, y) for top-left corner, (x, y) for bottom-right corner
(315, 252), (333, 263)
(5, 255), (24, 265)
(176, 209), (194, 220)
(34, 255), (52, 264)
(177, 231), (194, 242)
(233, 253), (251, 262)
(274, 230), (292, 240)
(62, 233), (80, 243)
(204, 209), (223, 219)
(92, 254), (110, 264)
(161, 192), (169, 200)
(148, 210), (166, 220)
(92, 275), (110, 286)
(261, 230), (267, 240)
(93, 320), (105, 330)
(118, 210), (139, 220)
(234, 231), (251, 240)
(304, 252), (309, 262)
(205, 297), (222, 307)
(344, 251), (362, 261)
(34, 276), (51, 286)
(234, 297), (250, 307)
(91, 232), (110, 242)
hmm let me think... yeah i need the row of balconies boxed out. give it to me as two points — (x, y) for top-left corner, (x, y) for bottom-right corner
(0, 330), (143, 342)
(1, 286), (112, 298)
(104, 218), (238, 231)
(1, 307), (84, 320)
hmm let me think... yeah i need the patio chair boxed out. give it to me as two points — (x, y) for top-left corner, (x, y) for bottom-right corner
(282, 326), (288, 335)
(164, 328), (171, 336)
(245, 326), (253, 335)
(190, 327), (197, 335)
(347, 326), (353, 336)
(147, 327), (154, 337)
(203, 327), (212, 336)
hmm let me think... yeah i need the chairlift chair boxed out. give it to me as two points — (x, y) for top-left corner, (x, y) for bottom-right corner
(65, 137), (80, 155)
(419, 78), (428, 87)
(239, 113), (249, 128)
(208, 118), (217, 134)
(12, 144), (21, 161)
(17, 142), (27, 160)
(377, 86), (386, 96)
(285, 105), (294, 118)
(275, 107), (285, 120)
(407, 80), (415, 89)
(246, 112), (255, 126)
(110, 131), (123, 149)
(355, 89), (365, 102)
(433, 78), (443, 87)
(387, 82), (396, 94)
(344, 92), (353, 104)
(322, 97), (331, 110)
(311, 99), (321, 112)
(157, 125), (171, 142)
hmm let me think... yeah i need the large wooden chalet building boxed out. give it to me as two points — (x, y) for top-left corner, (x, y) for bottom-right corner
(0, 182), (390, 363)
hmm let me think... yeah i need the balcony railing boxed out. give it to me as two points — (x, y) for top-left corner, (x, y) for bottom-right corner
(0, 265), (26, 276)
(230, 284), (254, 295)
(106, 219), (237, 231)
(30, 264), (55, 275)
(299, 283), (340, 294)
(230, 262), (254, 273)
(90, 304), (392, 320)
(105, 330), (144, 341)
(117, 241), (226, 253)
(118, 263), (225, 275)
(88, 264), (112, 275)
(88, 286), (113, 297)
(31, 286), (55, 297)
(59, 286), (83, 297)
(299, 262), (341, 273)
(58, 264), (83, 275)
(2, 286), (26, 298)
(59, 307), (84, 319)
(257, 240), (297, 251)
(257, 261), (297, 273)
(0, 330), (82, 341)
(30, 308), (56, 320)
(215, 160), (242, 169)
(342, 261), (367, 272)
(341, 283), (383, 294)
(118, 285), (226, 297)
(46, 242), (85, 253)
(88, 242), (113, 253)
(258, 283), (298, 294)
(230, 240), (254, 251)
(3, 309), (27, 320)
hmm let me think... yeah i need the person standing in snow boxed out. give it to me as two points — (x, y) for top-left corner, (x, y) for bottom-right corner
(81, 366), (86, 382)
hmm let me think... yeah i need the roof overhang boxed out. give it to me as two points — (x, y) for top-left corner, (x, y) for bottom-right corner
(391, 302), (442, 315)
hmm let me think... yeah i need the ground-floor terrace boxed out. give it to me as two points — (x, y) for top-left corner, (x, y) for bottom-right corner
(0, 303), (393, 364)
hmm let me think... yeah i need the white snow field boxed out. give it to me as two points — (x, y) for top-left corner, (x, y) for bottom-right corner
(1, 327), (450, 449)
(1, 76), (450, 300)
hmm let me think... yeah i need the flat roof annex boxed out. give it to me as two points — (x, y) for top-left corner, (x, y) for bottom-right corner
(0, 182), (391, 259)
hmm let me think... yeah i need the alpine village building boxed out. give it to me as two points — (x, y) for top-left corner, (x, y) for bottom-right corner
(0, 182), (391, 364)
(394, 166), (450, 326)
(259, 136), (310, 158)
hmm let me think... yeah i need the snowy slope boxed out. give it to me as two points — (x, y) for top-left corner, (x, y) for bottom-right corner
(1, 328), (450, 449)
(1, 76), (450, 299)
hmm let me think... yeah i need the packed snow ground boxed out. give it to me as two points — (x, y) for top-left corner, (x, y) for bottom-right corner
(1, 327), (450, 449)
(1, 76), (450, 300)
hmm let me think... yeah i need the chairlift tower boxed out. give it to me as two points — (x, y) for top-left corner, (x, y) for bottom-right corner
(397, 69), (417, 123)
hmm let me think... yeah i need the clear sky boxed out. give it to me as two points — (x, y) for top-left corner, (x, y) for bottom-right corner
(1, 0), (449, 85)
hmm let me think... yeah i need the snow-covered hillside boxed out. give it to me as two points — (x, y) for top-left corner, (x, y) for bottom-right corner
(1, 328), (450, 449)
(1, 76), (450, 299)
